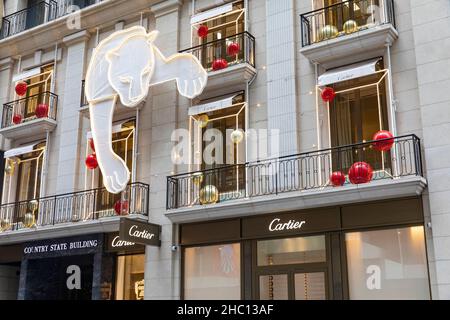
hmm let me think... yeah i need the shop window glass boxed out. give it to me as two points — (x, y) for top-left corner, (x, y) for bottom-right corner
(345, 226), (430, 300)
(184, 243), (241, 300)
(257, 236), (326, 266)
(115, 254), (145, 300)
(259, 274), (288, 300)
(294, 272), (326, 300)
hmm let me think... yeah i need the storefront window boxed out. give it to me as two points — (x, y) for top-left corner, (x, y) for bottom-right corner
(257, 235), (326, 266)
(115, 254), (145, 300)
(345, 226), (430, 300)
(184, 243), (241, 300)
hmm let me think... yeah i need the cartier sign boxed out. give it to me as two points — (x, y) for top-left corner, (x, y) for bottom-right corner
(119, 218), (161, 247)
(105, 232), (145, 253)
(269, 218), (306, 232)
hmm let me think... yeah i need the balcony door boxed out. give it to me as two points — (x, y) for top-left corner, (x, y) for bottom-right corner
(23, 64), (53, 119)
(26, 0), (47, 30)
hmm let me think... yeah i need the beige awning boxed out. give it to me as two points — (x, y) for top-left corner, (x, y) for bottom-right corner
(318, 58), (381, 86)
(189, 93), (239, 116)
(4, 143), (42, 158)
(191, 3), (233, 24)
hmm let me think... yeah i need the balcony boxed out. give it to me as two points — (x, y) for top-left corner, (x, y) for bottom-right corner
(180, 32), (257, 96)
(166, 135), (427, 223)
(0, 183), (149, 242)
(300, 0), (397, 69)
(0, 92), (58, 141)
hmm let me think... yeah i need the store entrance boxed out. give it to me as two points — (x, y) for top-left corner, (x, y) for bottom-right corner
(254, 234), (331, 300)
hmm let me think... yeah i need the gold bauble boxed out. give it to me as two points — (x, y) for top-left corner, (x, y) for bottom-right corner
(28, 200), (39, 212)
(23, 213), (35, 228)
(343, 20), (358, 34)
(192, 172), (204, 186)
(319, 25), (338, 41)
(197, 114), (209, 129)
(230, 129), (245, 144)
(199, 185), (219, 205)
(0, 218), (11, 232)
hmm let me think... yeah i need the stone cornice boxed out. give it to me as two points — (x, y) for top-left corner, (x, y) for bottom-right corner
(151, 0), (183, 18)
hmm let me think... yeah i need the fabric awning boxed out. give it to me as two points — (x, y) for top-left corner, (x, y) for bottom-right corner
(4, 143), (42, 158)
(189, 93), (239, 116)
(12, 67), (41, 83)
(318, 58), (381, 86)
(191, 3), (233, 24)
(86, 121), (128, 139)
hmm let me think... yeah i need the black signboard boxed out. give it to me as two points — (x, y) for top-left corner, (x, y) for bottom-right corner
(119, 218), (161, 247)
(104, 232), (145, 254)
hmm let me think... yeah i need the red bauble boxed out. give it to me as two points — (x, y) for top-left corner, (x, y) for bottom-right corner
(212, 58), (228, 71)
(372, 130), (394, 152)
(89, 138), (95, 152)
(330, 171), (346, 187)
(227, 42), (240, 56)
(114, 200), (129, 216)
(15, 82), (28, 96)
(12, 114), (23, 125)
(85, 153), (98, 170)
(35, 104), (49, 118)
(348, 162), (373, 185)
(321, 87), (336, 103)
(197, 25), (209, 38)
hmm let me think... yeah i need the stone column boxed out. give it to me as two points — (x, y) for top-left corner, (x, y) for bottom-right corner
(411, 0), (450, 299)
(52, 30), (90, 195)
(143, 0), (182, 300)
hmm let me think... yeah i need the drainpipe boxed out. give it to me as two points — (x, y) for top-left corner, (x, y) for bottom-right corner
(314, 62), (321, 151)
(51, 43), (58, 93)
(40, 130), (51, 198)
(385, 43), (397, 137)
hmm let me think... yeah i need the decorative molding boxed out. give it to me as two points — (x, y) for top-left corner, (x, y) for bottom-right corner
(151, 0), (183, 18)
(0, 57), (15, 71)
(63, 30), (91, 46)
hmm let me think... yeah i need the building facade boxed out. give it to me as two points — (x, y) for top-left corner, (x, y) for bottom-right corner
(0, 0), (449, 300)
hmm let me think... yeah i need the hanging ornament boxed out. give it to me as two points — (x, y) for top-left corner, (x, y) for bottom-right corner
(23, 213), (35, 228)
(15, 81), (28, 96)
(321, 87), (336, 103)
(319, 25), (338, 41)
(343, 20), (358, 34)
(192, 172), (204, 186)
(330, 171), (346, 187)
(114, 200), (129, 216)
(372, 130), (394, 152)
(0, 218), (11, 232)
(12, 114), (23, 125)
(348, 162), (373, 185)
(89, 138), (96, 152)
(212, 58), (228, 71)
(35, 103), (49, 118)
(230, 129), (244, 144)
(197, 25), (209, 38)
(227, 42), (240, 56)
(199, 185), (219, 205)
(85, 153), (98, 170)
(28, 200), (39, 212)
(197, 114), (209, 128)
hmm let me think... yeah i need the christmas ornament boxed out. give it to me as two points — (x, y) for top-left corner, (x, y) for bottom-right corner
(192, 172), (204, 186)
(199, 185), (219, 205)
(35, 103), (49, 118)
(348, 162), (373, 185)
(319, 25), (338, 41)
(15, 81), (28, 96)
(114, 200), (129, 215)
(372, 130), (394, 152)
(89, 138), (96, 152)
(230, 129), (244, 144)
(28, 200), (39, 212)
(197, 114), (209, 128)
(0, 218), (11, 232)
(227, 42), (240, 56)
(197, 25), (209, 38)
(212, 58), (228, 71)
(85, 153), (98, 170)
(343, 20), (358, 34)
(330, 171), (346, 187)
(12, 114), (23, 125)
(321, 87), (336, 102)
(23, 213), (35, 228)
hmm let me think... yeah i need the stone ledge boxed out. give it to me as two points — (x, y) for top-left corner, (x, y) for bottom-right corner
(0, 118), (57, 142)
(165, 176), (427, 224)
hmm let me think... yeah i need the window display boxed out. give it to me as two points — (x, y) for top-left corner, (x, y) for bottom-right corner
(115, 254), (145, 300)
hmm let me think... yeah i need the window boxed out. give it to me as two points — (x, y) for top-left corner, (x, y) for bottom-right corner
(115, 254), (145, 300)
(345, 226), (430, 300)
(184, 243), (241, 300)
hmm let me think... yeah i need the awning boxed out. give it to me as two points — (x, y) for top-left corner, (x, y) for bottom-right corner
(12, 67), (41, 83)
(318, 58), (381, 86)
(86, 121), (128, 139)
(4, 143), (42, 158)
(189, 93), (239, 116)
(191, 3), (233, 25)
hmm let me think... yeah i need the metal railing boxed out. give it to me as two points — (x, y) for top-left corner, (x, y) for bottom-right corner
(0, 183), (149, 232)
(180, 32), (256, 71)
(167, 135), (422, 210)
(1, 92), (58, 129)
(300, 0), (396, 47)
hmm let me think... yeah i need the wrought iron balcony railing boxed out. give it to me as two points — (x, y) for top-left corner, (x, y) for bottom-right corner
(167, 135), (423, 210)
(0, 183), (149, 233)
(300, 0), (396, 47)
(1, 92), (58, 129)
(180, 32), (255, 72)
